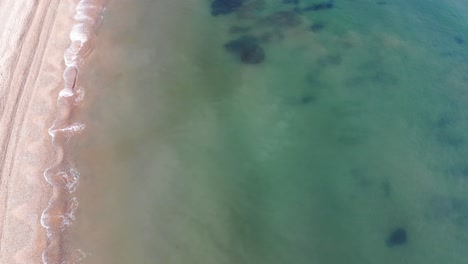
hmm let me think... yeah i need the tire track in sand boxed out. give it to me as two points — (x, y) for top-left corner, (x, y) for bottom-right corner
(0, 0), (68, 263)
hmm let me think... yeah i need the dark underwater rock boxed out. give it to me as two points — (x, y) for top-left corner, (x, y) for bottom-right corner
(433, 115), (463, 147)
(371, 71), (398, 85)
(224, 36), (265, 64)
(428, 195), (468, 227)
(381, 179), (391, 197)
(301, 95), (316, 104)
(211, 0), (245, 16)
(309, 22), (325, 32)
(435, 116), (452, 129)
(240, 45), (265, 64)
(224, 36), (258, 53)
(302, 1), (334, 11)
(454, 36), (465, 45)
(436, 132), (464, 147)
(386, 228), (407, 247)
(447, 166), (468, 178)
(283, 0), (300, 4)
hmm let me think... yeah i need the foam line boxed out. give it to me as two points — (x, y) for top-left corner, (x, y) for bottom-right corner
(41, 0), (107, 263)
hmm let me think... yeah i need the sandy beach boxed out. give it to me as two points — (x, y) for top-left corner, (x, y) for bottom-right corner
(0, 0), (105, 263)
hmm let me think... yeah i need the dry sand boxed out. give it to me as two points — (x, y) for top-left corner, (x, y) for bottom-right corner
(0, 0), (106, 263)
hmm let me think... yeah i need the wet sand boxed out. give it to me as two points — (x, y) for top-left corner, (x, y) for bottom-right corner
(0, 0), (105, 263)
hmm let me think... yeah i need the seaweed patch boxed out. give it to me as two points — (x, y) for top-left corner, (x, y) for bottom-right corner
(381, 179), (391, 197)
(301, 95), (316, 104)
(386, 227), (407, 247)
(309, 22), (325, 32)
(435, 116), (453, 129)
(371, 71), (398, 85)
(224, 36), (266, 64)
(447, 165), (468, 178)
(432, 114), (464, 147)
(211, 0), (245, 16)
(428, 195), (468, 227)
(436, 132), (464, 147)
(454, 36), (465, 45)
(283, 0), (300, 4)
(302, 1), (334, 12)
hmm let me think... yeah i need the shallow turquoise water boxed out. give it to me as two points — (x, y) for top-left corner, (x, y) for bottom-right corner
(72, 0), (468, 263)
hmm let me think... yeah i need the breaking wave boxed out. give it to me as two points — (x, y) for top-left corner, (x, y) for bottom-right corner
(41, 0), (107, 263)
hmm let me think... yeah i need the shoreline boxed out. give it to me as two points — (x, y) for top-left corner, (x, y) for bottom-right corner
(0, 0), (106, 263)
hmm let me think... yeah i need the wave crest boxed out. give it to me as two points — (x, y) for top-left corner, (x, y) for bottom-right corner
(41, 0), (107, 263)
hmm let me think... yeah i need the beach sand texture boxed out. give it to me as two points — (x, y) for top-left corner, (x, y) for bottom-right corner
(0, 0), (105, 263)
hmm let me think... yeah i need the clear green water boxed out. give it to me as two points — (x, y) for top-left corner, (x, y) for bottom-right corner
(71, 0), (468, 263)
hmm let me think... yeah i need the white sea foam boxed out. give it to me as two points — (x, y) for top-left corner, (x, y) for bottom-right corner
(41, 0), (107, 263)
(60, 197), (79, 230)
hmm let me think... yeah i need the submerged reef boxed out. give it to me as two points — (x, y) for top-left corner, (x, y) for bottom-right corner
(386, 227), (407, 247)
(309, 22), (325, 32)
(210, 0), (338, 63)
(283, 0), (300, 4)
(301, 95), (316, 104)
(433, 115), (464, 147)
(302, 1), (334, 12)
(436, 132), (464, 147)
(211, 0), (245, 16)
(224, 36), (266, 64)
(454, 36), (465, 45)
(427, 195), (468, 227)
